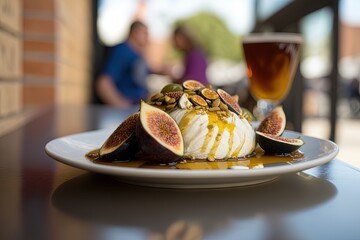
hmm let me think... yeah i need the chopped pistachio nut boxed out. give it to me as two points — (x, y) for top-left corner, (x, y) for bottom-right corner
(164, 95), (171, 103)
(168, 98), (176, 104)
(151, 93), (164, 101)
(219, 102), (228, 111)
(209, 107), (220, 112)
(166, 103), (176, 110)
(212, 98), (220, 107)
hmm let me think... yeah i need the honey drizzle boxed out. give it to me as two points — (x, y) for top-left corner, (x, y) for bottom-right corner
(176, 154), (294, 170)
(86, 148), (303, 170)
(208, 113), (227, 160)
(201, 117), (215, 153)
(178, 110), (238, 160)
(203, 112), (219, 157)
(178, 110), (197, 136)
(178, 110), (200, 149)
(225, 122), (235, 159)
(231, 133), (246, 158)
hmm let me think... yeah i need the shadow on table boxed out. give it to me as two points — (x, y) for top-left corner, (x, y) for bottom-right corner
(51, 172), (336, 237)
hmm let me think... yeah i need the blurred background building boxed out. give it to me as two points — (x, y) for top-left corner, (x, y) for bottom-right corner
(0, 0), (359, 166)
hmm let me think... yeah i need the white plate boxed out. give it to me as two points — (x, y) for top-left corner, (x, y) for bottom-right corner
(45, 129), (338, 189)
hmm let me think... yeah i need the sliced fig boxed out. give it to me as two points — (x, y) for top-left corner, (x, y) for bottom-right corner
(257, 106), (286, 136)
(161, 83), (183, 94)
(189, 95), (208, 107)
(256, 131), (304, 154)
(165, 91), (184, 100)
(178, 93), (193, 109)
(99, 112), (140, 160)
(183, 80), (205, 90)
(136, 101), (184, 162)
(232, 95), (239, 102)
(217, 89), (242, 115)
(200, 88), (219, 100)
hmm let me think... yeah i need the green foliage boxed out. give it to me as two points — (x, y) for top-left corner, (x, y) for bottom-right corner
(175, 12), (243, 62)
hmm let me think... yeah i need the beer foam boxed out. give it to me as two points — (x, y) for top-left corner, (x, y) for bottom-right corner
(242, 33), (303, 44)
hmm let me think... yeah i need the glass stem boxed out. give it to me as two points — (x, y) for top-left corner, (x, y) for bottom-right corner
(254, 100), (276, 121)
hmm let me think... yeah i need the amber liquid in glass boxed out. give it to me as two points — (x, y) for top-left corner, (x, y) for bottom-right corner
(243, 41), (301, 102)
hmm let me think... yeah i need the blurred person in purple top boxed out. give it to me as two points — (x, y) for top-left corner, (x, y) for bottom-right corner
(173, 24), (209, 85)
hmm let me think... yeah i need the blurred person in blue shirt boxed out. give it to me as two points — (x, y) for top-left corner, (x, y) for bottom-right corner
(96, 21), (150, 108)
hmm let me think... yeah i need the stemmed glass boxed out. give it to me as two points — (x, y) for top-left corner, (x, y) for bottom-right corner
(242, 33), (303, 120)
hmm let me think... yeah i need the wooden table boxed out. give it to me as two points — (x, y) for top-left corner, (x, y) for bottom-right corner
(1, 105), (359, 240)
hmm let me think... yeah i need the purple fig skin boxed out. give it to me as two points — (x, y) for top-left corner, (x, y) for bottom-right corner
(99, 112), (140, 160)
(256, 131), (304, 154)
(100, 134), (139, 161)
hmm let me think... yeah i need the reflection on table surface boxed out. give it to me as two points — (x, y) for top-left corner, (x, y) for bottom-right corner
(51, 172), (335, 239)
(1, 105), (360, 240)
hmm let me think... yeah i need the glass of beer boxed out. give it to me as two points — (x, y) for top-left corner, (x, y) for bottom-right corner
(242, 33), (303, 119)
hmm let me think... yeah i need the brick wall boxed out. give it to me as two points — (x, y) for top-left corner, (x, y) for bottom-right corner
(23, 0), (92, 106)
(0, 0), (22, 117)
(56, 0), (92, 104)
(0, 0), (92, 134)
(22, 0), (55, 105)
(341, 22), (360, 58)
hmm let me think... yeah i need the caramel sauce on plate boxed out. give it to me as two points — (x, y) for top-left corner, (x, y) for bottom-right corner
(86, 147), (304, 170)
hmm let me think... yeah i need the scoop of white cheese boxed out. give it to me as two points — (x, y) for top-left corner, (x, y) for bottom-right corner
(169, 109), (255, 160)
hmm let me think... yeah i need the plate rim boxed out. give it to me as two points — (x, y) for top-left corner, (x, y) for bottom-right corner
(45, 129), (339, 179)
